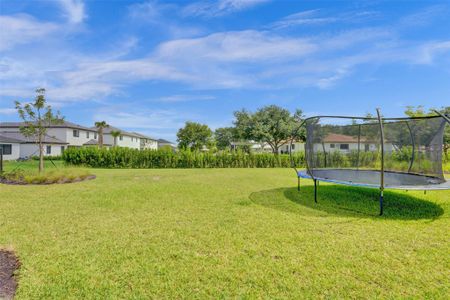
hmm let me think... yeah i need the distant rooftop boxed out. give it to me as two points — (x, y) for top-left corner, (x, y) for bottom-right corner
(83, 139), (112, 146)
(0, 121), (94, 132)
(90, 125), (142, 138)
(157, 139), (175, 144)
(132, 132), (157, 141)
(0, 131), (67, 144)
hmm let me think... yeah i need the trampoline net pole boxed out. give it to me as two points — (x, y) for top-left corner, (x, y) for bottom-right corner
(357, 124), (361, 170)
(376, 108), (385, 215)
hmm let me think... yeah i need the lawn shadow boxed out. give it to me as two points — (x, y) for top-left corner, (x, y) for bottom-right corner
(249, 185), (444, 220)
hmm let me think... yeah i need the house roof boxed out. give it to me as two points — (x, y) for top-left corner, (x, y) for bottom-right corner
(0, 131), (68, 144)
(157, 139), (175, 144)
(0, 121), (95, 131)
(132, 132), (157, 141)
(83, 139), (112, 146)
(322, 133), (370, 143)
(90, 125), (142, 138)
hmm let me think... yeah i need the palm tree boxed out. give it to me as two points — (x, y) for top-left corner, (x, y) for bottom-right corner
(111, 130), (121, 147)
(95, 121), (109, 148)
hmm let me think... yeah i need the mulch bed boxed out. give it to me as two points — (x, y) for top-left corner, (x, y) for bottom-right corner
(0, 250), (20, 300)
(0, 175), (96, 185)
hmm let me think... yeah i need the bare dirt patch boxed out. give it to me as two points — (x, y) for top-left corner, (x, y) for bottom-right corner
(0, 250), (20, 300)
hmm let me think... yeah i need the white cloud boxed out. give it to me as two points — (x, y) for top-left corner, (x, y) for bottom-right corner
(94, 110), (188, 130)
(416, 41), (450, 64)
(0, 14), (59, 51)
(270, 10), (337, 29)
(128, 0), (171, 21)
(58, 0), (86, 24)
(156, 30), (316, 62)
(0, 108), (16, 115)
(182, 0), (269, 17)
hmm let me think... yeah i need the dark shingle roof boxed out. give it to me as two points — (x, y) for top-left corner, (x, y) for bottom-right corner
(90, 125), (142, 138)
(132, 132), (157, 141)
(0, 131), (68, 144)
(0, 121), (95, 131)
(157, 139), (174, 144)
(83, 139), (112, 146)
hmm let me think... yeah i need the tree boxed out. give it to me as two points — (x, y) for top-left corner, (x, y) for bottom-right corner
(233, 105), (305, 154)
(111, 130), (121, 147)
(177, 122), (213, 150)
(405, 105), (450, 159)
(214, 127), (237, 150)
(95, 121), (109, 148)
(15, 88), (64, 173)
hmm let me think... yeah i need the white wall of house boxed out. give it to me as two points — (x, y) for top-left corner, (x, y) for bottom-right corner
(104, 134), (141, 149)
(0, 143), (21, 160)
(313, 143), (394, 153)
(279, 142), (305, 154)
(313, 142), (370, 152)
(54, 128), (97, 146)
(20, 144), (65, 158)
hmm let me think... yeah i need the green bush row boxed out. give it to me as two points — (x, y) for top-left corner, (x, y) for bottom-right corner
(62, 147), (306, 168)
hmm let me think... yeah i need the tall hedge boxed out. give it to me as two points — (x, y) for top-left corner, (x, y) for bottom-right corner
(62, 147), (306, 168)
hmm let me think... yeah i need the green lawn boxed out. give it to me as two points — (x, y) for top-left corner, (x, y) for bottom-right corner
(0, 164), (449, 298)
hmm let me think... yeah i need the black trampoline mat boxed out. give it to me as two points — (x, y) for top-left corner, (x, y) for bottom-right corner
(298, 169), (450, 190)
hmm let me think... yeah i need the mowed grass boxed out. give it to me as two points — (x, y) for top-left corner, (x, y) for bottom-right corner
(0, 164), (449, 298)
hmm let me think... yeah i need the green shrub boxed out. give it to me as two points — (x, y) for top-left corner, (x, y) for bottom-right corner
(62, 147), (306, 169)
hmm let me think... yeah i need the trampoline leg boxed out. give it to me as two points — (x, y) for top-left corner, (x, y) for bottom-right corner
(297, 177), (300, 192)
(379, 191), (384, 216)
(314, 179), (318, 203)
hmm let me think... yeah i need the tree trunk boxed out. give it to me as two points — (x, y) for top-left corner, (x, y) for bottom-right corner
(273, 145), (279, 155)
(39, 141), (44, 173)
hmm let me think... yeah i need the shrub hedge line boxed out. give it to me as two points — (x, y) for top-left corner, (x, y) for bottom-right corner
(62, 146), (448, 170)
(62, 147), (306, 168)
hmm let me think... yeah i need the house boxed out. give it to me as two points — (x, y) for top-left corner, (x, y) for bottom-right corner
(0, 121), (98, 149)
(157, 139), (176, 150)
(279, 140), (305, 154)
(0, 131), (68, 160)
(314, 133), (393, 152)
(132, 132), (158, 150)
(0, 120), (165, 160)
(91, 126), (141, 149)
(230, 141), (272, 153)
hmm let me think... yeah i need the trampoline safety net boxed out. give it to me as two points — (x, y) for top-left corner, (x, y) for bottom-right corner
(304, 115), (447, 188)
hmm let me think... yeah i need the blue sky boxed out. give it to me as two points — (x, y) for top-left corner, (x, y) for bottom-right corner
(0, 0), (449, 141)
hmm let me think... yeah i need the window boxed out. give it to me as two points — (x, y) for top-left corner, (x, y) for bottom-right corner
(61, 146), (65, 154)
(73, 130), (79, 137)
(0, 144), (12, 155)
(46, 145), (51, 154)
(291, 144), (295, 150)
(340, 144), (349, 150)
(131, 137), (133, 142)
(330, 144), (335, 148)
(119, 135), (123, 141)
(86, 131), (90, 138)
(365, 144), (370, 152)
(94, 132), (97, 139)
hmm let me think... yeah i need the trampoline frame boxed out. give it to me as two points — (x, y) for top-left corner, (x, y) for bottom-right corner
(289, 109), (450, 215)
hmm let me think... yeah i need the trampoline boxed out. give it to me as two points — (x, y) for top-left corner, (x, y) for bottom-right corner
(290, 109), (450, 215)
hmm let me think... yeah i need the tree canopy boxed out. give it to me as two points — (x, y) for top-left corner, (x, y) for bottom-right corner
(15, 88), (64, 173)
(214, 127), (237, 150)
(177, 121), (213, 151)
(233, 105), (305, 154)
